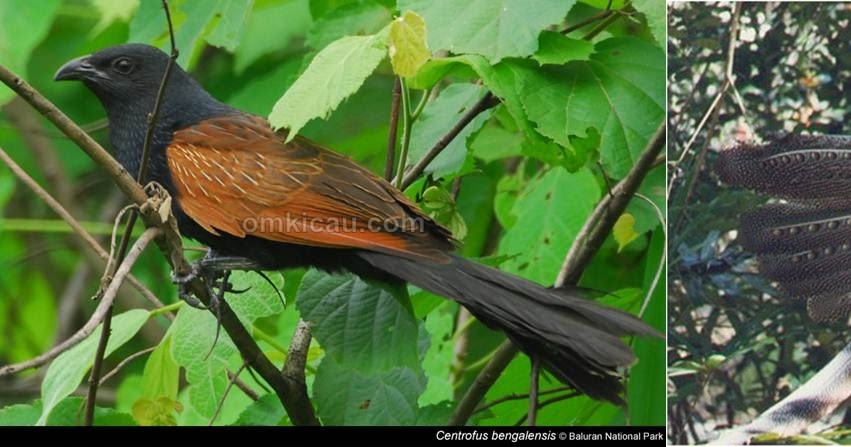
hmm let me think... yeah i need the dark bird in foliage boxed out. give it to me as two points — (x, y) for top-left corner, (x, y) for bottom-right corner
(55, 44), (660, 405)
(716, 134), (851, 321)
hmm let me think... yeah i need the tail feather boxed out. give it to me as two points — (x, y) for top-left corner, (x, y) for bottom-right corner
(357, 252), (661, 405)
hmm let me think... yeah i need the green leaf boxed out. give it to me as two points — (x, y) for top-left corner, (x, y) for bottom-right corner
(128, 0), (164, 43)
(628, 228), (665, 425)
(38, 309), (149, 425)
(307, 0), (391, 50)
(233, 393), (288, 426)
(270, 30), (389, 141)
(389, 10), (430, 77)
(613, 213), (640, 252)
(313, 356), (424, 425)
(132, 396), (183, 426)
(205, 0), (253, 52)
(234, 0), (312, 73)
(296, 270), (420, 372)
(516, 38), (665, 177)
(90, 0), (140, 36)
(169, 305), (236, 418)
(0, 403), (41, 426)
(139, 335), (179, 402)
(407, 56), (478, 90)
(631, 0), (665, 45)
(418, 306), (454, 406)
(398, 0), (577, 62)
(407, 83), (491, 178)
(498, 167), (600, 283)
(533, 31), (594, 65)
(0, 0), (61, 105)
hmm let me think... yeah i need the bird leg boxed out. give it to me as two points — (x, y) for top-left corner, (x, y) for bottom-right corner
(171, 249), (263, 310)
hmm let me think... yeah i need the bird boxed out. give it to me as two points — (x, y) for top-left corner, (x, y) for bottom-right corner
(54, 43), (661, 405)
(715, 134), (851, 321)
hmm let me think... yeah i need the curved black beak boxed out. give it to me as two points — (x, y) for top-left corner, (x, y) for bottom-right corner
(54, 55), (96, 81)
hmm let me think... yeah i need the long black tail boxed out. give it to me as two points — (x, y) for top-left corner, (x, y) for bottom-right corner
(357, 251), (661, 405)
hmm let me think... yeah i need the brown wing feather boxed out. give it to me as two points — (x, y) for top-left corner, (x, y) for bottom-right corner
(167, 114), (454, 263)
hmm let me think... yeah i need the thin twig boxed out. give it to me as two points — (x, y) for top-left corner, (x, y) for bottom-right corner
(634, 192), (665, 318)
(209, 363), (248, 426)
(0, 147), (164, 310)
(85, 0), (178, 425)
(561, 0), (614, 35)
(393, 79), (414, 189)
(474, 386), (571, 415)
(384, 78), (401, 181)
(398, 92), (498, 190)
(0, 227), (160, 377)
(98, 346), (157, 385)
(527, 358), (540, 426)
(448, 121), (666, 426)
(513, 392), (581, 426)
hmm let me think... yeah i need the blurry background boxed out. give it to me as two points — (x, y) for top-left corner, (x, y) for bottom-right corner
(668, 2), (851, 444)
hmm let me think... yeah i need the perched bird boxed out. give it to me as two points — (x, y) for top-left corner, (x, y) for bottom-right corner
(716, 134), (851, 321)
(55, 44), (660, 405)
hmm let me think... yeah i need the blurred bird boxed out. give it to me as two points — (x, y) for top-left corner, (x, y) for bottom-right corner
(55, 44), (660, 405)
(716, 134), (851, 321)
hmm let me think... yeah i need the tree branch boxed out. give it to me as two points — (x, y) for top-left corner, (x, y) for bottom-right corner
(397, 92), (499, 190)
(448, 121), (666, 426)
(280, 319), (316, 423)
(384, 78), (402, 181)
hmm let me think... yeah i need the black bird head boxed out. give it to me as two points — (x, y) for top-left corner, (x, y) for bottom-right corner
(55, 43), (233, 178)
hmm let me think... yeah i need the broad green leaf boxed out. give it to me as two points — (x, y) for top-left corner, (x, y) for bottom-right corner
(389, 11), (430, 77)
(632, 0), (665, 45)
(205, 0), (253, 51)
(498, 167), (600, 283)
(625, 164), (665, 235)
(169, 305), (236, 418)
(48, 397), (136, 426)
(0, 0), (60, 105)
(139, 335), (179, 401)
(173, 0), (220, 66)
(628, 228), (665, 425)
(415, 402), (453, 425)
(38, 309), (150, 425)
(613, 213), (640, 252)
(533, 31), (594, 65)
(313, 356), (424, 425)
(407, 56), (478, 90)
(0, 403), (41, 426)
(470, 117), (523, 163)
(233, 393), (288, 426)
(234, 0), (312, 73)
(406, 83), (491, 178)
(398, 0), (576, 62)
(270, 30), (389, 141)
(307, 0), (390, 50)
(90, 0), (139, 36)
(296, 270), (420, 372)
(128, 0), (165, 43)
(517, 38), (665, 177)
(418, 306), (454, 406)
(5, 271), (55, 365)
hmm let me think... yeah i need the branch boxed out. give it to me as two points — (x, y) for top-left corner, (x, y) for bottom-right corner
(280, 319), (316, 424)
(397, 92), (499, 190)
(448, 121), (666, 426)
(384, 78), (402, 181)
(0, 227), (160, 376)
(0, 41), (319, 428)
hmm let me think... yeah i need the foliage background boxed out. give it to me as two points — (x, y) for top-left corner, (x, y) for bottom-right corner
(668, 2), (851, 444)
(0, 0), (664, 426)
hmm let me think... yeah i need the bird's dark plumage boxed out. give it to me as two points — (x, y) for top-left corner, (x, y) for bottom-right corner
(716, 135), (851, 321)
(56, 44), (660, 404)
